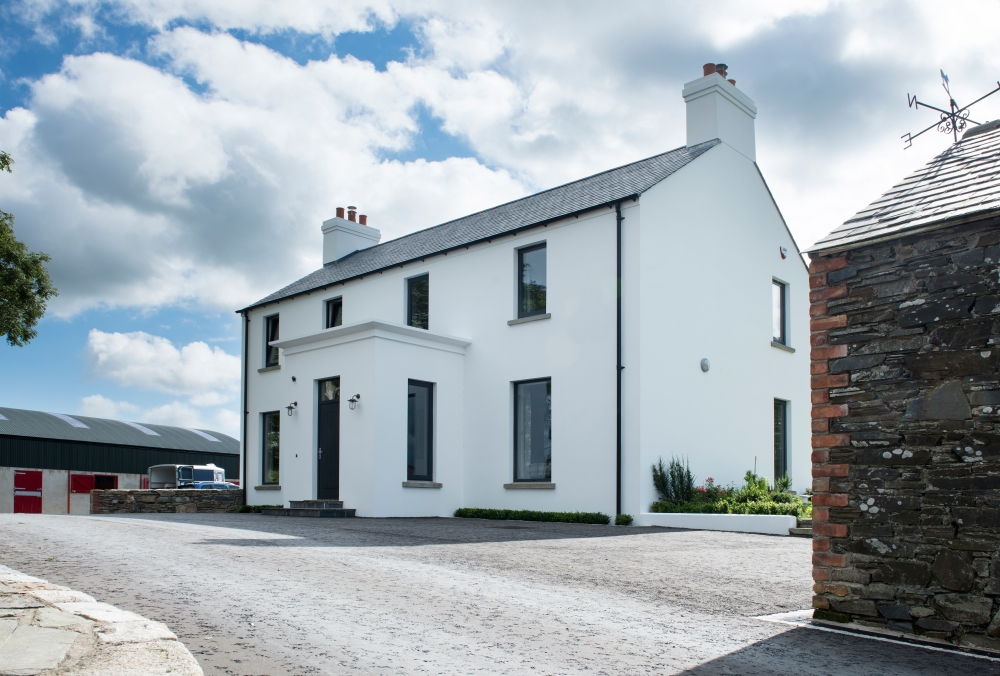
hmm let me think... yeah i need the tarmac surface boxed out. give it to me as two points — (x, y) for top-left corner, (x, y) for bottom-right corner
(1, 513), (997, 675)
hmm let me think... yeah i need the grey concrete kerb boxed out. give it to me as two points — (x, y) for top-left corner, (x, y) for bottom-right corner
(0, 564), (201, 675)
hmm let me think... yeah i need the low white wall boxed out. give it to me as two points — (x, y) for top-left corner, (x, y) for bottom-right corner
(634, 512), (796, 535)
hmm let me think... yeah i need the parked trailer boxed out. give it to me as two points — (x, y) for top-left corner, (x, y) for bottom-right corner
(148, 464), (225, 488)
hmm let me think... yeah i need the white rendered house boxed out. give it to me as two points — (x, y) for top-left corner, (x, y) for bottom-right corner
(238, 65), (810, 521)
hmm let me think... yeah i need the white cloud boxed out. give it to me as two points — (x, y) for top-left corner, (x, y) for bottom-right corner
(85, 329), (240, 399)
(4, 0), (1000, 321)
(140, 400), (238, 436)
(79, 393), (139, 418)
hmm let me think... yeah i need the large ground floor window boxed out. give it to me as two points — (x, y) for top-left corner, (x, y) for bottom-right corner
(774, 399), (788, 481)
(514, 378), (551, 481)
(407, 380), (434, 481)
(262, 411), (280, 484)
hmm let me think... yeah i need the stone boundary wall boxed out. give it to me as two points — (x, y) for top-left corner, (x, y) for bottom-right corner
(809, 218), (1000, 651)
(91, 489), (243, 514)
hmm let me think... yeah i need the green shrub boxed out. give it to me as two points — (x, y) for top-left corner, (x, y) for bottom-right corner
(615, 513), (633, 526)
(651, 456), (695, 503)
(454, 508), (611, 525)
(649, 469), (806, 517)
(237, 505), (254, 513)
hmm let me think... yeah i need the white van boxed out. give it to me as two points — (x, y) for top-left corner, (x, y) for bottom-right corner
(148, 464), (225, 489)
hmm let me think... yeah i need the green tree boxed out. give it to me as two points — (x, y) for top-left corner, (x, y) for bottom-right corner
(0, 152), (58, 346)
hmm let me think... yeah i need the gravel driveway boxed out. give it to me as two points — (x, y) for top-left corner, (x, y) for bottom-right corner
(0, 514), (996, 675)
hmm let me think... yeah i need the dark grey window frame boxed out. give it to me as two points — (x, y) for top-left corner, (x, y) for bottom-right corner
(772, 280), (787, 345)
(513, 377), (552, 482)
(774, 399), (788, 481)
(262, 410), (280, 485)
(517, 243), (547, 319)
(407, 379), (434, 482)
(264, 314), (280, 367)
(406, 274), (430, 330)
(325, 297), (343, 329)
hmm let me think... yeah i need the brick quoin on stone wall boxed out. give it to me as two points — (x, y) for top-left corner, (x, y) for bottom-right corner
(808, 218), (1000, 651)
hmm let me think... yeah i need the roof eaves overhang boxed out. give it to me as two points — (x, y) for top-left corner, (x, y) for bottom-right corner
(806, 207), (1000, 256)
(236, 193), (641, 314)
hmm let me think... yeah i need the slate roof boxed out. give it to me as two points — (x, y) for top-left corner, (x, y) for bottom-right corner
(809, 121), (1000, 253)
(0, 407), (239, 455)
(243, 140), (721, 311)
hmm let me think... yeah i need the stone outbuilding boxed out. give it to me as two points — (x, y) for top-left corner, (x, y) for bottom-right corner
(806, 120), (1000, 650)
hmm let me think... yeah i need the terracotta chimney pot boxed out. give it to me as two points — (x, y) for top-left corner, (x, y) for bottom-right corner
(336, 207), (345, 218)
(359, 214), (367, 226)
(715, 63), (728, 78)
(347, 206), (357, 222)
(703, 63), (716, 77)
(728, 79), (736, 86)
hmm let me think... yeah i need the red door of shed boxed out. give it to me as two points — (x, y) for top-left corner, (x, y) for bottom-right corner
(14, 470), (42, 514)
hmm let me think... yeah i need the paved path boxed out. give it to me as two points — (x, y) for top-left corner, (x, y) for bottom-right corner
(0, 514), (996, 675)
(0, 563), (201, 675)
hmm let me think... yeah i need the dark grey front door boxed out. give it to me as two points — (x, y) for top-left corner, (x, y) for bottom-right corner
(318, 378), (340, 500)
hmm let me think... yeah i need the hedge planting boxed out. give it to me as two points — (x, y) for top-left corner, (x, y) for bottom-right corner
(454, 508), (611, 525)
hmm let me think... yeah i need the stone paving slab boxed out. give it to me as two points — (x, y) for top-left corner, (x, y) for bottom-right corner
(0, 565), (201, 676)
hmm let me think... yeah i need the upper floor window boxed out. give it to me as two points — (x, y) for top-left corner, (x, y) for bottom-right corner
(407, 275), (429, 330)
(772, 280), (786, 345)
(518, 244), (547, 318)
(264, 314), (280, 367)
(325, 298), (343, 329)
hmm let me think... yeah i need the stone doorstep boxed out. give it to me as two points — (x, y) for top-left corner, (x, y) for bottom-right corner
(289, 500), (345, 509)
(810, 617), (1000, 659)
(788, 527), (813, 537)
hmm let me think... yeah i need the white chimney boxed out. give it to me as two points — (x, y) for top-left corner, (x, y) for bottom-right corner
(682, 63), (757, 162)
(322, 206), (381, 264)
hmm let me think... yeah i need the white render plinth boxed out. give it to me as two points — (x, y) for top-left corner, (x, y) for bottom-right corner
(635, 512), (797, 535)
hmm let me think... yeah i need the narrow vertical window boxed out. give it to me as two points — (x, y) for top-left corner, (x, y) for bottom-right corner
(325, 298), (343, 329)
(264, 314), (280, 366)
(262, 411), (280, 484)
(407, 275), (429, 330)
(518, 244), (547, 318)
(772, 281), (786, 345)
(514, 378), (551, 481)
(774, 399), (788, 481)
(407, 380), (433, 481)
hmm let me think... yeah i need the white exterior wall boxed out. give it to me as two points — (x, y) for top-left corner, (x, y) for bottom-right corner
(246, 208), (620, 516)
(244, 144), (809, 518)
(628, 143), (811, 523)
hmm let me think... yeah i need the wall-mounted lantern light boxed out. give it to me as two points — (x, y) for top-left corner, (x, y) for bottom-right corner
(348, 394), (361, 410)
(286, 401), (298, 416)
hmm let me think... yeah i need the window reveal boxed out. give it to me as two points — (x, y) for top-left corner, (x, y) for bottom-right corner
(325, 298), (343, 329)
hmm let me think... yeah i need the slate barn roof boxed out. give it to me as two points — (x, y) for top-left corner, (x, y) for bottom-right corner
(0, 407), (239, 455)
(242, 140), (721, 311)
(809, 122), (1000, 253)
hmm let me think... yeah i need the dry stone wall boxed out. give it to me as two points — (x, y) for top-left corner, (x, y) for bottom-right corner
(809, 217), (1000, 651)
(90, 489), (243, 514)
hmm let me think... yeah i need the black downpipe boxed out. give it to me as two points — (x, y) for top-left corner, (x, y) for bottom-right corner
(241, 312), (250, 507)
(615, 202), (624, 516)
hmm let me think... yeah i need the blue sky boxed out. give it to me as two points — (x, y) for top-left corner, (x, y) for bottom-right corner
(1, 0), (999, 435)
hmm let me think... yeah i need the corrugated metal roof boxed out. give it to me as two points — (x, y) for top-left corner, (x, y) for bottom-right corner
(242, 140), (721, 311)
(0, 408), (239, 455)
(809, 123), (1000, 253)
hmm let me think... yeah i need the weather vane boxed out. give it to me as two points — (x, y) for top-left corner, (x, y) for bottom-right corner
(902, 70), (1000, 148)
